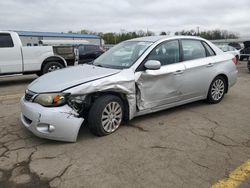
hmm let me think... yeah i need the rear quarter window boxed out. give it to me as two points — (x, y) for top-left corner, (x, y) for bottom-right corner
(0, 33), (14, 48)
(202, 42), (216, 56)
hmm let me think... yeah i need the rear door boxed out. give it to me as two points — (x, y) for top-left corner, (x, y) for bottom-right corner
(180, 39), (216, 100)
(0, 33), (22, 74)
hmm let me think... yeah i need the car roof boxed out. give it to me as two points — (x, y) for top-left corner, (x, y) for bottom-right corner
(128, 35), (205, 43)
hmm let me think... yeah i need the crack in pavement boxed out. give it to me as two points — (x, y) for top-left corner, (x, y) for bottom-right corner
(0, 145), (50, 188)
(188, 158), (210, 169)
(186, 110), (243, 148)
(49, 164), (72, 186)
(190, 128), (241, 147)
(150, 145), (184, 152)
(127, 123), (149, 132)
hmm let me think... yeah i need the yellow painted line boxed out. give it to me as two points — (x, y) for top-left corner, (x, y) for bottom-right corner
(211, 160), (250, 188)
(0, 93), (23, 101)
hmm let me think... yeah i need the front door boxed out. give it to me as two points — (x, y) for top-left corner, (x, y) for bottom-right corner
(136, 40), (185, 111)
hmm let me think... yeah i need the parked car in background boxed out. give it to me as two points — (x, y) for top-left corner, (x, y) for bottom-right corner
(21, 36), (238, 142)
(78, 44), (105, 64)
(240, 41), (250, 61)
(218, 45), (240, 64)
(228, 42), (242, 50)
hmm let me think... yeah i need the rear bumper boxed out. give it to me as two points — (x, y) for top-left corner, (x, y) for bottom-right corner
(20, 97), (84, 142)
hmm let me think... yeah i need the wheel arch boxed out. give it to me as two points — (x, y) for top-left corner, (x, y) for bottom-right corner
(211, 74), (229, 93)
(41, 55), (67, 71)
(86, 91), (130, 121)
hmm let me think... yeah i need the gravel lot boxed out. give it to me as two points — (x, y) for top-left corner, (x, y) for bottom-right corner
(0, 61), (250, 188)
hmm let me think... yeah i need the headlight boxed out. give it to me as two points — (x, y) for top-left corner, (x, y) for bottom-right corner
(33, 93), (70, 107)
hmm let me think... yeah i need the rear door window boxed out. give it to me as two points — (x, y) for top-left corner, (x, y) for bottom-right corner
(0, 33), (14, 48)
(181, 40), (206, 61)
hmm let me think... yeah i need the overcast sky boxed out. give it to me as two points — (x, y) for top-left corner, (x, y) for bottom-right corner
(0, 0), (249, 37)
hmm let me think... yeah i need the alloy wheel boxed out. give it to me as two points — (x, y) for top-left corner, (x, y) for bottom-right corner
(48, 65), (61, 72)
(211, 79), (225, 101)
(101, 102), (122, 133)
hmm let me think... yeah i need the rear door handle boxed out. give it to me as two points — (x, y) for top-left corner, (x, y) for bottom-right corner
(206, 63), (214, 67)
(173, 70), (184, 75)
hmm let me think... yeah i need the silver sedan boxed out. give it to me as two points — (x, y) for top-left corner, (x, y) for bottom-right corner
(20, 36), (238, 142)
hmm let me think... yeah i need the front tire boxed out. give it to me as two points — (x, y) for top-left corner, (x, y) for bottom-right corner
(207, 76), (227, 104)
(42, 62), (64, 75)
(88, 95), (124, 136)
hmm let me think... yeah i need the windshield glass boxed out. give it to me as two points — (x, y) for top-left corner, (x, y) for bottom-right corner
(93, 41), (153, 69)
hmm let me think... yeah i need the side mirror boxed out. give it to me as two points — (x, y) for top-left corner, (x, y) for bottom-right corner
(144, 60), (161, 70)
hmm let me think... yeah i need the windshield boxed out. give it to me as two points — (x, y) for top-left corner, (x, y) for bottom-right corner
(93, 41), (153, 69)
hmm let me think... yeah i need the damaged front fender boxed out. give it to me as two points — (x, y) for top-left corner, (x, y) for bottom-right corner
(65, 69), (138, 120)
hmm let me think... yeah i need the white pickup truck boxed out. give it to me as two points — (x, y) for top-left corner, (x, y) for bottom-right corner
(0, 31), (76, 76)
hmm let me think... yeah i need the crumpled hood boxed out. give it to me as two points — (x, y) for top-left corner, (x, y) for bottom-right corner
(28, 64), (121, 93)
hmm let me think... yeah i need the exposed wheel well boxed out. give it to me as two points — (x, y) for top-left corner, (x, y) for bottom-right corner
(86, 92), (130, 121)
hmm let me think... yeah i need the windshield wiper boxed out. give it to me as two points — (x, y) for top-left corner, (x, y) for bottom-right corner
(94, 64), (104, 67)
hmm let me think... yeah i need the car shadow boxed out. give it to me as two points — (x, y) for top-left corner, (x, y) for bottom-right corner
(130, 100), (206, 123)
(77, 100), (207, 141)
(22, 99), (210, 144)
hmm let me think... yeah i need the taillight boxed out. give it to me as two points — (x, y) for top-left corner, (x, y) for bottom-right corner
(232, 57), (237, 65)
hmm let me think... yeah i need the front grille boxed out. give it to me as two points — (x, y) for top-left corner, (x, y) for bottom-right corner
(25, 90), (36, 102)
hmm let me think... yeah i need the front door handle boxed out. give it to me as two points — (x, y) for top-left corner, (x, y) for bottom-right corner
(174, 70), (184, 75)
(206, 63), (214, 67)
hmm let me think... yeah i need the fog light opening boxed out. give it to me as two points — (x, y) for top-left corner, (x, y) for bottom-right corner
(37, 123), (55, 133)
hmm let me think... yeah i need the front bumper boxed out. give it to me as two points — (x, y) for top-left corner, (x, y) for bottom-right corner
(20, 97), (84, 142)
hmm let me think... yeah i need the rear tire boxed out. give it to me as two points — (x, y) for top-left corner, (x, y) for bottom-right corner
(207, 76), (227, 104)
(42, 61), (64, 75)
(88, 95), (124, 136)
